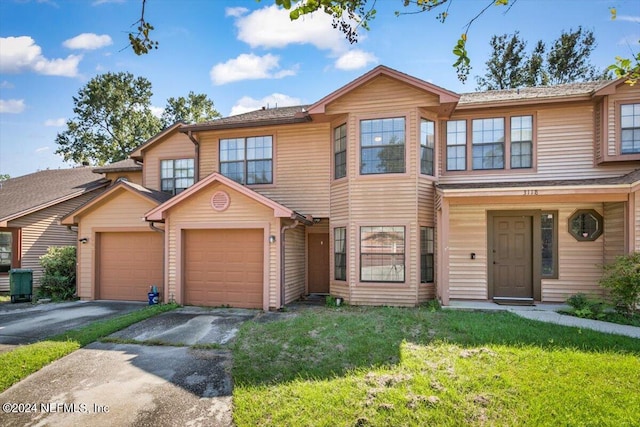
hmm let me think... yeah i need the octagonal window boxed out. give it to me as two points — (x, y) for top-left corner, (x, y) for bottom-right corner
(568, 209), (603, 241)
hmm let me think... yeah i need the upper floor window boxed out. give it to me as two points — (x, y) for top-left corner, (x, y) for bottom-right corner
(620, 103), (640, 154)
(0, 228), (19, 274)
(360, 226), (405, 282)
(420, 119), (435, 175)
(360, 118), (405, 174)
(220, 136), (273, 185)
(161, 159), (194, 195)
(334, 124), (347, 179)
(446, 115), (534, 172)
(472, 118), (504, 170)
(511, 116), (533, 168)
(446, 120), (466, 171)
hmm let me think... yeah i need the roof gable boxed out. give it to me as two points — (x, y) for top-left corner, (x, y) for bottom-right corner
(61, 180), (171, 225)
(0, 168), (110, 226)
(307, 65), (460, 115)
(145, 172), (295, 221)
(129, 122), (184, 161)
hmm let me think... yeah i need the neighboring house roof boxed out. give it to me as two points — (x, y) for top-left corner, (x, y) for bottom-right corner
(457, 79), (621, 108)
(92, 158), (142, 174)
(181, 106), (312, 132)
(146, 172), (312, 223)
(0, 168), (110, 227)
(61, 180), (172, 226)
(436, 168), (640, 191)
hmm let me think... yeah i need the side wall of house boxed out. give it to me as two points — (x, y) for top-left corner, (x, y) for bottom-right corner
(197, 122), (331, 217)
(636, 189), (640, 252)
(164, 182), (280, 309)
(143, 132), (196, 191)
(76, 191), (157, 299)
(0, 192), (99, 293)
(284, 222), (306, 303)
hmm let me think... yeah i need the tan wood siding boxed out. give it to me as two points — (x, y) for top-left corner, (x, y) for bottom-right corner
(325, 75), (440, 115)
(418, 178), (436, 225)
(440, 103), (636, 184)
(195, 123), (331, 216)
(604, 202), (626, 264)
(445, 202), (610, 302)
(165, 183), (278, 309)
(330, 181), (349, 222)
(284, 223), (305, 303)
(76, 190), (158, 300)
(1, 193), (99, 292)
(635, 190), (640, 252)
(142, 132), (195, 190)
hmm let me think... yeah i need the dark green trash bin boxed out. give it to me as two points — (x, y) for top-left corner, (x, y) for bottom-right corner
(9, 269), (33, 303)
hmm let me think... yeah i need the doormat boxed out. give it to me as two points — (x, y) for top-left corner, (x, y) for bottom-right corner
(493, 298), (535, 306)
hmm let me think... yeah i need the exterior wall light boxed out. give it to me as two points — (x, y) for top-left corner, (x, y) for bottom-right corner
(269, 235), (276, 244)
(79, 238), (88, 244)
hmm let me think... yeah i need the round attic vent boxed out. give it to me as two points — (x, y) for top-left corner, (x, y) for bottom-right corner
(211, 191), (230, 212)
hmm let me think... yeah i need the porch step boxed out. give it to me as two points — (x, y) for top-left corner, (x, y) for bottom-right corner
(493, 297), (535, 306)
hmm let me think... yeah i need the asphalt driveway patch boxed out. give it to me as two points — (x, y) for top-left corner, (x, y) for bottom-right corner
(109, 306), (257, 346)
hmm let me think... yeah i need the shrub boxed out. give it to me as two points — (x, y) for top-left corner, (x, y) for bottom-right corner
(39, 246), (77, 301)
(565, 293), (607, 319)
(599, 252), (640, 317)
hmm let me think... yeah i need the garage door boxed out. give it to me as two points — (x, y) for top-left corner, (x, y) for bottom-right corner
(184, 229), (263, 308)
(98, 232), (163, 301)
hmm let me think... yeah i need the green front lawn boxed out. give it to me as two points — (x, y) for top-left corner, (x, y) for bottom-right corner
(231, 306), (640, 427)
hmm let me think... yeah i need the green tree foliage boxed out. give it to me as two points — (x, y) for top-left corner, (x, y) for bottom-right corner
(599, 252), (640, 317)
(0, 174), (10, 181)
(476, 28), (608, 91)
(39, 246), (77, 301)
(55, 72), (162, 165)
(161, 91), (221, 128)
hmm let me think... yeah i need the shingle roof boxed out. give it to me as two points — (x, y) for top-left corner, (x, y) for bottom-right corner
(181, 105), (312, 131)
(0, 168), (110, 222)
(120, 180), (173, 204)
(92, 159), (142, 174)
(458, 80), (609, 105)
(436, 168), (640, 190)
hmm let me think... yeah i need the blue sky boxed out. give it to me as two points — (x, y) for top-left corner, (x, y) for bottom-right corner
(0, 0), (638, 178)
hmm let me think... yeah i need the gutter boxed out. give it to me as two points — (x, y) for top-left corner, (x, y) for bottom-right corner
(186, 131), (200, 181)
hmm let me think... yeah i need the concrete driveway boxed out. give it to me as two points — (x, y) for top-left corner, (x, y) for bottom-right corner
(0, 306), (258, 427)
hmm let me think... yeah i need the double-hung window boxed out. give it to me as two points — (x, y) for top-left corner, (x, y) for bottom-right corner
(334, 227), (346, 281)
(0, 229), (19, 274)
(446, 120), (466, 171)
(510, 116), (533, 168)
(161, 159), (194, 195)
(220, 136), (273, 185)
(360, 226), (405, 282)
(621, 103), (640, 154)
(334, 124), (347, 179)
(360, 118), (405, 174)
(472, 118), (504, 170)
(420, 119), (435, 175)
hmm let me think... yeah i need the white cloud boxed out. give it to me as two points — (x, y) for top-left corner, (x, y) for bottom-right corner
(35, 146), (50, 153)
(0, 80), (14, 89)
(230, 93), (303, 116)
(233, 4), (349, 54)
(44, 118), (66, 127)
(0, 99), (26, 114)
(335, 49), (378, 70)
(616, 15), (640, 23)
(0, 36), (81, 77)
(210, 53), (297, 85)
(92, 0), (125, 5)
(150, 106), (164, 119)
(63, 33), (113, 50)
(226, 7), (248, 18)
(617, 34), (640, 46)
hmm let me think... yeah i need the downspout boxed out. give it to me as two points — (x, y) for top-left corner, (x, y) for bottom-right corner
(280, 219), (299, 310)
(148, 221), (166, 301)
(186, 130), (200, 181)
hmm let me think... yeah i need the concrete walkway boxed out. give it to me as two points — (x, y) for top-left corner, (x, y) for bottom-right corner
(445, 301), (640, 339)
